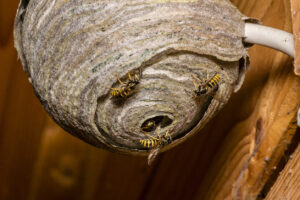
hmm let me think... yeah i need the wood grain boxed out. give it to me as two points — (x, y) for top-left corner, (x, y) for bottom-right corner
(291, 0), (300, 74)
(0, 1), (299, 200)
(195, 0), (300, 199)
(0, 2), (48, 200)
(265, 141), (300, 200)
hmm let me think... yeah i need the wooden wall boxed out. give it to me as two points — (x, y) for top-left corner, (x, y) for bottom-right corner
(0, 0), (299, 200)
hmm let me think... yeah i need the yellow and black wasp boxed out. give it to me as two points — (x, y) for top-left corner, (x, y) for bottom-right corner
(109, 71), (140, 98)
(191, 71), (220, 98)
(141, 120), (156, 132)
(140, 130), (172, 149)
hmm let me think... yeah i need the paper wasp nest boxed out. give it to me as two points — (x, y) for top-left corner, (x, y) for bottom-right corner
(14, 0), (250, 154)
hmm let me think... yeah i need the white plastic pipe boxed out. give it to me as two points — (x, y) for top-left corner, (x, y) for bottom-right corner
(244, 23), (294, 58)
(244, 23), (299, 127)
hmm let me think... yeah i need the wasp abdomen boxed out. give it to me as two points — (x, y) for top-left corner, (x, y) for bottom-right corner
(140, 131), (172, 149)
(109, 71), (140, 98)
(207, 74), (220, 88)
(192, 73), (221, 97)
(140, 138), (159, 148)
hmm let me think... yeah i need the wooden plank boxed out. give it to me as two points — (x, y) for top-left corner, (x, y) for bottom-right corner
(291, 0), (300, 75)
(28, 119), (102, 200)
(0, 0), (19, 45)
(0, 47), (48, 200)
(0, 57), (47, 198)
(0, 0), (21, 129)
(0, 2), (49, 200)
(91, 153), (157, 200)
(27, 119), (157, 200)
(194, 0), (300, 199)
(136, 116), (235, 200)
(0, 33), (17, 129)
(265, 141), (300, 200)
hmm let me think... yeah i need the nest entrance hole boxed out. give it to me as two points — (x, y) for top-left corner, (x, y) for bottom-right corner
(141, 116), (173, 132)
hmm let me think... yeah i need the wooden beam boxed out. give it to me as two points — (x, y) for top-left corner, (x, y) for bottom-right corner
(291, 0), (300, 74)
(195, 0), (300, 199)
(265, 142), (300, 200)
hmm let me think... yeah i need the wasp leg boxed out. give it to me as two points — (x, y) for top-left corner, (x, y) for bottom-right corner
(192, 80), (199, 88)
(114, 74), (125, 85)
(128, 72), (133, 81)
(120, 91), (125, 98)
(140, 139), (147, 147)
(154, 132), (162, 145)
(122, 90), (129, 96)
(163, 130), (172, 143)
(191, 74), (203, 84)
(165, 130), (172, 140)
(134, 74), (140, 81)
(147, 140), (151, 148)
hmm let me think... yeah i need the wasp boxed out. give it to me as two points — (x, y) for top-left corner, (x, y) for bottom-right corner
(191, 71), (220, 98)
(141, 120), (156, 132)
(140, 130), (172, 148)
(109, 71), (140, 98)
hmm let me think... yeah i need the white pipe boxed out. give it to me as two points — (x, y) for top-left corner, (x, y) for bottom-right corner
(244, 23), (299, 126)
(244, 23), (294, 58)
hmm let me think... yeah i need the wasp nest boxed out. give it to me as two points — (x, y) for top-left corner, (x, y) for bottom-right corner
(14, 0), (251, 154)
